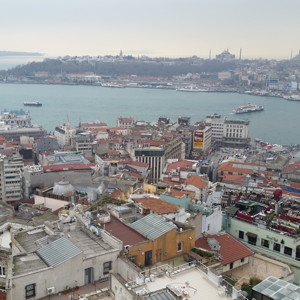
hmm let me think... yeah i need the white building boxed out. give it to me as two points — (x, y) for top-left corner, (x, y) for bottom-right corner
(0, 154), (24, 202)
(116, 117), (134, 128)
(54, 124), (76, 147)
(223, 119), (250, 147)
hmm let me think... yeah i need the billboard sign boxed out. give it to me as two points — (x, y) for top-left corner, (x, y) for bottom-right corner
(193, 131), (203, 149)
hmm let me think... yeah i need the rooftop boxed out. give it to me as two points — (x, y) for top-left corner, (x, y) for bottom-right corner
(128, 266), (229, 300)
(253, 276), (300, 300)
(104, 216), (148, 246)
(195, 232), (254, 265)
(37, 237), (81, 267)
(130, 214), (176, 240)
(185, 175), (208, 189)
(133, 197), (179, 214)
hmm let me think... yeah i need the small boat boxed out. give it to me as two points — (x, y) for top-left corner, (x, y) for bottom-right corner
(232, 103), (264, 114)
(24, 101), (42, 107)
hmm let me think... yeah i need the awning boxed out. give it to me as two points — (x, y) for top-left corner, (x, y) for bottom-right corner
(246, 232), (257, 239)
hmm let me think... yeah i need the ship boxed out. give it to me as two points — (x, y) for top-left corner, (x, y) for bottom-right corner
(176, 86), (209, 92)
(232, 103), (264, 114)
(24, 101), (42, 107)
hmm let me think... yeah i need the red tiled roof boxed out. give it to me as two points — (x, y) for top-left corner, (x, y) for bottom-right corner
(134, 197), (179, 214)
(42, 163), (96, 172)
(105, 149), (120, 156)
(218, 161), (272, 177)
(166, 160), (195, 174)
(118, 118), (134, 123)
(223, 174), (246, 182)
(104, 216), (147, 245)
(195, 233), (254, 265)
(161, 177), (185, 186)
(170, 189), (194, 198)
(118, 160), (149, 168)
(185, 175), (208, 189)
(109, 127), (127, 131)
(282, 163), (300, 175)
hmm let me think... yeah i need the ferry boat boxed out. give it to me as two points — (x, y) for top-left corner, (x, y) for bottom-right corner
(24, 101), (42, 107)
(176, 86), (209, 92)
(232, 103), (264, 114)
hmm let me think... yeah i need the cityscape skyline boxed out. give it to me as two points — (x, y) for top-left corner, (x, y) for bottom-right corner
(1, 0), (300, 59)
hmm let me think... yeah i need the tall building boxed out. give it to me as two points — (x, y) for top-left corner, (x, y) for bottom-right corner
(0, 154), (24, 202)
(192, 123), (212, 158)
(223, 119), (250, 147)
(132, 137), (184, 183)
(54, 124), (76, 147)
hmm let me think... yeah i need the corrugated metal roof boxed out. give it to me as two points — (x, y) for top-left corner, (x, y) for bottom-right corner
(252, 276), (300, 300)
(130, 214), (176, 240)
(144, 290), (175, 300)
(37, 237), (81, 267)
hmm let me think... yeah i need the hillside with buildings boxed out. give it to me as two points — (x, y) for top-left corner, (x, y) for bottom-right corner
(0, 109), (299, 299)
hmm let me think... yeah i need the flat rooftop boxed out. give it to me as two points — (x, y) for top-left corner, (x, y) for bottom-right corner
(128, 266), (231, 300)
(67, 227), (113, 259)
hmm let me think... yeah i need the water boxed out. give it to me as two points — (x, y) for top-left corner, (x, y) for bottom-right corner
(0, 83), (299, 146)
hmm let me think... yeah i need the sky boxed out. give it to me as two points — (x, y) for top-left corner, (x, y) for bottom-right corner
(0, 0), (300, 59)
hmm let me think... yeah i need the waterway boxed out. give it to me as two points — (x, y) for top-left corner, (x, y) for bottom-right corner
(0, 83), (299, 146)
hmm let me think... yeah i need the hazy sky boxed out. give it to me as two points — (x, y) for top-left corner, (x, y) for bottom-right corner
(1, 0), (300, 59)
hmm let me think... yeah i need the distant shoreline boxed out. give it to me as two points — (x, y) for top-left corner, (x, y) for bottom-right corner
(0, 51), (43, 57)
(0, 80), (293, 103)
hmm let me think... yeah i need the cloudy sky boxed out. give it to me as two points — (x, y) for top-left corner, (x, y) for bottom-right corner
(1, 0), (300, 59)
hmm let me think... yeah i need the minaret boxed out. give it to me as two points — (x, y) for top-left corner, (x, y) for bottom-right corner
(209, 49), (211, 60)
(239, 48), (242, 60)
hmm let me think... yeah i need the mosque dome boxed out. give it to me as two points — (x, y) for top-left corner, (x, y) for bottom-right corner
(53, 180), (75, 196)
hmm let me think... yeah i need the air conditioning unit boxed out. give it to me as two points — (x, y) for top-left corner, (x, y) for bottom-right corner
(47, 287), (55, 295)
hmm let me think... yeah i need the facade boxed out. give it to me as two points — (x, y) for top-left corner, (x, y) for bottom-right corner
(128, 214), (195, 267)
(0, 110), (31, 128)
(117, 117), (134, 128)
(222, 119), (250, 147)
(0, 154), (24, 202)
(223, 214), (300, 283)
(5, 215), (121, 300)
(134, 148), (165, 183)
(54, 125), (76, 147)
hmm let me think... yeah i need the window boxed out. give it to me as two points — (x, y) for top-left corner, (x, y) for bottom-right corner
(273, 243), (281, 252)
(241, 258), (245, 263)
(230, 262), (234, 269)
(284, 246), (292, 256)
(129, 256), (136, 263)
(177, 242), (183, 252)
(25, 284), (36, 299)
(103, 261), (112, 275)
(238, 231), (244, 239)
(0, 266), (5, 276)
(261, 239), (270, 248)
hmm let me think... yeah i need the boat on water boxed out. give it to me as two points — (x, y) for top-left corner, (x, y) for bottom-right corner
(24, 101), (42, 107)
(176, 86), (209, 92)
(283, 95), (300, 101)
(232, 103), (264, 114)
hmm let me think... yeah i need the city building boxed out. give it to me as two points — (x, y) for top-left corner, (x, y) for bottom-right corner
(117, 117), (134, 128)
(222, 119), (250, 147)
(0, 153), (24, 202)
(54, 124), (76, 147)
